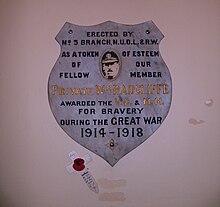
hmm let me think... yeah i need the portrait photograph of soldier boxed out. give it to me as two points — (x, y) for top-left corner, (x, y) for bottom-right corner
(101, 51), (121, 80)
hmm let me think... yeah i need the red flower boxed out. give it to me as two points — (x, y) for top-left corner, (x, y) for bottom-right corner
(72, 158), (85, 171)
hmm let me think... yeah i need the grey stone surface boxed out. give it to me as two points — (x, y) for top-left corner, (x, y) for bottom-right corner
(48, 21), (172, 166)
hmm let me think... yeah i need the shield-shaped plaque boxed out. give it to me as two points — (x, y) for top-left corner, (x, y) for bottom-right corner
(48, 21), (172, 166)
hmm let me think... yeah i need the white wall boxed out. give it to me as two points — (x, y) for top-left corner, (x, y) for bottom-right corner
(1, 0), (220, 206)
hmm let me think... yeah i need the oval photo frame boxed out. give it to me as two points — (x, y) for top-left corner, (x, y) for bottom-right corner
(100, 50), (121, 80)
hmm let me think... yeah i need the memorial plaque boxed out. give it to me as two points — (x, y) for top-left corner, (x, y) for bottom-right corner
(48, 21), (172, 166)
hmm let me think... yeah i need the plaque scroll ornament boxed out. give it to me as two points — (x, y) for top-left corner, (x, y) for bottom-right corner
(48, 21), (172, 166)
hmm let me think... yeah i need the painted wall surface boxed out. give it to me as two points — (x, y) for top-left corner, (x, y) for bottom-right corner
(0, 0), (220, 206)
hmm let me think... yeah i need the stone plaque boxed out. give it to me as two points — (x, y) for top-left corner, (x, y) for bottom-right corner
(48, 21), (172, 166)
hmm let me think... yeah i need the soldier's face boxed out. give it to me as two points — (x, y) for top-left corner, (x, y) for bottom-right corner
(103, 62), (119, 79)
